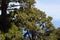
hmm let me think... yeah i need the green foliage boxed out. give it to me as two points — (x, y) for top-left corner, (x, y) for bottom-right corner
(0, 23), (22, 40)
(18, 0), (35, 4)
(0, 33), (5, 40)
(4, 23), (22, 40)
(55, 28), (60, 40)
(14, 7), (55, 40)
(0, 0), (59, 40)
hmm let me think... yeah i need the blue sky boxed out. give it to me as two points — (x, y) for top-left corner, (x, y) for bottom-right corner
(35, 0), (60, 28)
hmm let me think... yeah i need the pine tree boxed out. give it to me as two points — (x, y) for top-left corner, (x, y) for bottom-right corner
(0, 0), (55, 40)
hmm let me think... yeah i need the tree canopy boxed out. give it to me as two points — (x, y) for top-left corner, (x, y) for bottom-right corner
(0, 0), (60, 40)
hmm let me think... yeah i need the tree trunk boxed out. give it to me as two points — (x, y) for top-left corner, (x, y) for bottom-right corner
(0, 0), (10, 33)
(31, 31), (35, 40)
(1, 0), (7, 15)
